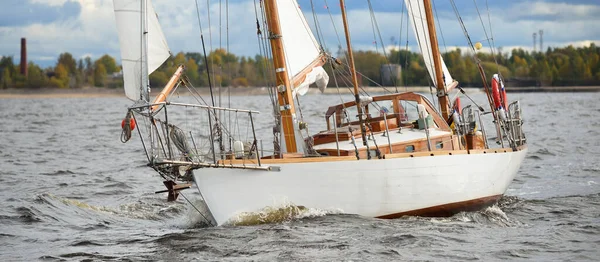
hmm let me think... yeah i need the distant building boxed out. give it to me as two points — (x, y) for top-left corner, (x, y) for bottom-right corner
(380, 64), (401, 86)
(111, 71), (123, 79)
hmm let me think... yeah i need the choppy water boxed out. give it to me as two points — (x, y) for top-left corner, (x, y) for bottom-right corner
(1, 91), (599, 261)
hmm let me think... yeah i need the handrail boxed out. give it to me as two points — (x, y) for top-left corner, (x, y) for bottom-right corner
(129, 101), (260, 114)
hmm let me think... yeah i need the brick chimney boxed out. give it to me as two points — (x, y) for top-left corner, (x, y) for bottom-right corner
(20, 38), (27, 77)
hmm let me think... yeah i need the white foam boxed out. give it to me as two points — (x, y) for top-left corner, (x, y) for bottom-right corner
(224, 203), (338, 226)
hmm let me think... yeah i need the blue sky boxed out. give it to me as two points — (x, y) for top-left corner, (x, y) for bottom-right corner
(1, 0), (599, 68)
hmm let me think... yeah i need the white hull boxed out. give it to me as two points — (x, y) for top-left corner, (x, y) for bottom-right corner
(193, 148), (528, 226)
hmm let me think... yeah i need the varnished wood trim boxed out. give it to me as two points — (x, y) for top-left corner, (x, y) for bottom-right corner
(376, 195), (502, 218)
(445, 80), (459, 93)
(264, 0), (298, 153)
(383, 150), (469, 159)
(220, 145), (527, 165)
(291, 55), (327, 87)
(468, 148), (514, 154)
(218, 155), (357, 165)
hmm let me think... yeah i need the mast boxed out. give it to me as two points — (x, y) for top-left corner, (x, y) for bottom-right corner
(264, 0), (298, 153)
(339, 0), (369, 149)
(423, 0), (450, 120)
(140, 0), (150, 102)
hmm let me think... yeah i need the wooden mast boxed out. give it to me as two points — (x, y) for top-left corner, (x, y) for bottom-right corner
(264, 0), (298, 153)
(423, 0), (450, 120)
(339, 0), (369, 150)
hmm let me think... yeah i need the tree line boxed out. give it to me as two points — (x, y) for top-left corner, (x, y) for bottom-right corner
(1, 43), (598, 90)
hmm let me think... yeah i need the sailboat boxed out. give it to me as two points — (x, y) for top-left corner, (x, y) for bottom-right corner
(113, 0), (527, 226)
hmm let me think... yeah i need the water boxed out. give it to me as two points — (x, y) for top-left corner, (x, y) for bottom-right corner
(1, 91), (598, 261)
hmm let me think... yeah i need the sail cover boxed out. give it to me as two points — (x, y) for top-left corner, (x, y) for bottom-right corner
(405, 0), (453, 88)
(277, 0), (328, 95)
(114, 0), (171, 101)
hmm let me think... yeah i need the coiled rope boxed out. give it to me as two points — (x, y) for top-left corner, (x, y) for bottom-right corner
(120, 111), (134, 143)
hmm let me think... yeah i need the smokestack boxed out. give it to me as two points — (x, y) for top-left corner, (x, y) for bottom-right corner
(539, 30), (544, 52)
(20, 38), (27, 77)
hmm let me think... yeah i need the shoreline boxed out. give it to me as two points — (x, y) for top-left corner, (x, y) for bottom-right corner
(1, 85), (598, 99)
(0, 86), (442, 99)
(505, 86), (600, 93)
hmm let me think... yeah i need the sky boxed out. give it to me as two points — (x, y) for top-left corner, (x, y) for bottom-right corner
(1, 0), (599, 68)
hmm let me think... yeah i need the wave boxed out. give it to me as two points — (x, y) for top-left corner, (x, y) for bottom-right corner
(39, 170), (87, 176)
(535, 148), (556, 156)
(32, 193), (187, 223)
(225, 204), (341, 226)
(12, 206), (44, 224)
(452, 204), (521, 227)
(58, 252), (118, 260)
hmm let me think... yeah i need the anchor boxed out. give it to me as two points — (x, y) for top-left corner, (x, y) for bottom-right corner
(155, 180), (191, 201)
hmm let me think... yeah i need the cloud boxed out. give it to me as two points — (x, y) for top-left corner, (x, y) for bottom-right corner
(150, 0), (270, 59)
(0, 0), (81, 27)
(0, 0), (117, 67)
(0, 0), (599, 69)
(503, 1), (600, 22)
(405, 1), (600, 51)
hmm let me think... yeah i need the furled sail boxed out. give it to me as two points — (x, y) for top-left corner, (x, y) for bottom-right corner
(277, 0), (328, 96)
(114, 0), (171, 101)
(405, 0), (453, 88)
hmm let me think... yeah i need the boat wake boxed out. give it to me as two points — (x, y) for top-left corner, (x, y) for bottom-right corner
(454, 204), (521, 227)
(225, 204), (341, 226)
(33, 193), (186, 222)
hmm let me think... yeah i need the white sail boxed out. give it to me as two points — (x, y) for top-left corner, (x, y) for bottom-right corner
(277, 0), (328, 93)
(114, 0), (171, 101)
(293, 66), (329, 97)
(405, 0), (453, 88)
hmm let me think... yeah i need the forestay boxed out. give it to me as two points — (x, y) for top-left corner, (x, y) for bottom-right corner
(114, 0), (171, 101)
(405, 0), (453, 88)
(277, 0), (328, 96)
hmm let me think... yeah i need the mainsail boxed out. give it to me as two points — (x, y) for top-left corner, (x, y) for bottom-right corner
(405, 0), (453, 88)
(277, 0), (328, 96)
(114, 0), (171, 101)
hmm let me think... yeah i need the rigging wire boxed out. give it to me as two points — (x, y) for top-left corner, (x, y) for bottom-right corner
(219, 0), (222, 50)
(205, 0), (219, 108)
(368, 1), (380, 55)
(402, 3), (410, 95)
(179, 78), (235, 140)
(254, 0), (278, 116)
(450, 0), (500, 138)
(485, 0), (498, 57)
(226, 0), (232, 152)
(253, 0), (282, 154)
(323, 0), (346, 65)
(397, 0), (405, 65)
(432, 0), (448, 53)
(217, 0), (223, 120)
(327, 1), (394, 94)
(400, 0), (410, 93)
(280, 1), (325, 140)
(328, 57), (360, 159)
(321, 0), (364, 96)
(472, 0), (501, 74)
(318, 2), (392, 95)
(366, 0), (399, 93)
(309, 0), (326, 49)
(321, 0), (360, 94)
(195, 0), (225, 158)
(449, 0), (476, 54)
(409, 0), (436, 85)
(179, 192), (215, 227)
(406, 0), (437, 108)
(194, 0), (216, 109)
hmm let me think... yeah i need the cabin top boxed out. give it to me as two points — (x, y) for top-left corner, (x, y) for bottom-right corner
(323, 92), (451, 132)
